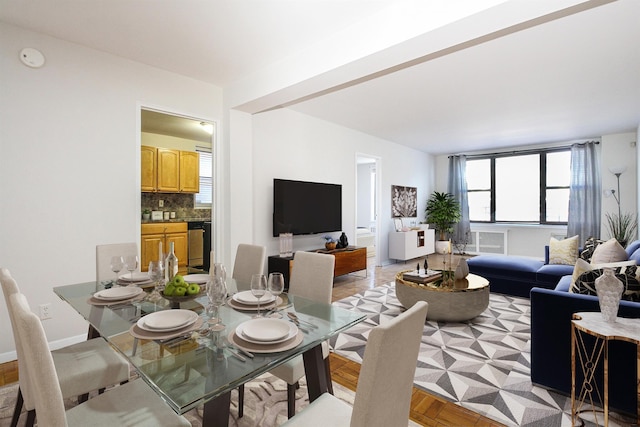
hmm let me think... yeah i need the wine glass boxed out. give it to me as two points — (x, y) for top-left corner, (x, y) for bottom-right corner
(212, 263), (227, 282)
(250, 273), (267, 318)
(147, 261), (164, 304)
(267, 272), (285, 316)
(207, 276), (228, 331)
(123, 255), (139, 281)
(110, 256), (124, 285)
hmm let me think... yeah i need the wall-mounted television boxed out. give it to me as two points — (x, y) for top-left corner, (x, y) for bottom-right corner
(273, 179), (342, 237)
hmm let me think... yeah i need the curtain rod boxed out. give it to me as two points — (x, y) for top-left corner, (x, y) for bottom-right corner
(449, 140), (599, 159)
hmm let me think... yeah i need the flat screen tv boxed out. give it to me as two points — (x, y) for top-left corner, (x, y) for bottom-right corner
(273, 179), (342, 237)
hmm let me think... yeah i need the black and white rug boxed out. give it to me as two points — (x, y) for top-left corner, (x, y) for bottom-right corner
(330, 283), (576, 427)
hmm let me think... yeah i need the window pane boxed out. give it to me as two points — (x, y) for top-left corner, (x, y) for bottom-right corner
(496, 155), (539, 221)
(466, 159), (491, 190)
(468, 191), (491, 221)
(547, 151), (571, 187)
(196, 150), (212, 207)
(546, 188), (569, 222)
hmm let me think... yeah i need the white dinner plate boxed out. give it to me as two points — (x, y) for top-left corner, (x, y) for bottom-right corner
(235, 319), (298, 345)
(94, 286), (144, 301)
(138, 309), (198, 332)
(118, 272), (150, 282)
(183, 274), (210, 284)
(232, 290), (276, 306)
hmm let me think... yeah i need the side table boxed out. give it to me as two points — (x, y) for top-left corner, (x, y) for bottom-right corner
(571, 312), (640, 426)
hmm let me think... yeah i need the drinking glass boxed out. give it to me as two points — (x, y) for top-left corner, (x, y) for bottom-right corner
(267, 272), (285, 318)
(212, 263), (227, 282)
(110, 256), (124, 285)
(250, 273), (267, 318)
(124, 255), (139, 281)
(147, 261), (164, 304)
(207, 276), (228, 331)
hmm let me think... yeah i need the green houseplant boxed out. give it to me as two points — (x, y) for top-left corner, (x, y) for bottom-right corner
(425, 191), (461, 243)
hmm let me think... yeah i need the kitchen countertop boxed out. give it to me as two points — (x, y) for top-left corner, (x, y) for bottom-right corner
(141, 218), (210, 224)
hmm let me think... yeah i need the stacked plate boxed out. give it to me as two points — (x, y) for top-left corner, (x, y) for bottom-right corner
(93, 286), (144, 302)
(227, 290), (280, 311)
(136, 309), (199, 333)
(118, 272), (154, 288)
(230, 317), (302, 353)
(183, 274), (210, 285)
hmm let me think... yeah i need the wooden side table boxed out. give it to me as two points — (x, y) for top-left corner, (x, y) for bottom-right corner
(571, 312), (640, 426)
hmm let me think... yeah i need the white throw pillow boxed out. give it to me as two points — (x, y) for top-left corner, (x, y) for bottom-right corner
(590, 238), (628, 264)
(549, 235), (579, 265)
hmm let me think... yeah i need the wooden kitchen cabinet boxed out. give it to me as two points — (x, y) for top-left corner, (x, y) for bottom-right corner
(141, 146), (200, 193)
(179, 151), (199, 193)
(141, 222), (188, 274)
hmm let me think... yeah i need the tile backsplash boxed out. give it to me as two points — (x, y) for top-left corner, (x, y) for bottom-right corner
(142, 193), (211, 220)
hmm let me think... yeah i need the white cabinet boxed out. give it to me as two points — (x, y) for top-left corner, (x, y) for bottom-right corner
(389, 229), (435, 261)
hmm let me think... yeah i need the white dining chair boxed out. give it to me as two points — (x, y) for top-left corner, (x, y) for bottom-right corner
(9, 292), (191, 427)
(96, 242), (138, 283)
(281, 300), (429, 427)
(231, 243), (266, 284)
(0, 268), (130, 427)
(239, 250), (336, 418)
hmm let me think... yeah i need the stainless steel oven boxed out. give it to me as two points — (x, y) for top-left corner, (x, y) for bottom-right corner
(188, 221), (205, 270)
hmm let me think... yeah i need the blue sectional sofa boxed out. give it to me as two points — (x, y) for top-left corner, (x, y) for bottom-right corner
(530, 240), (640, 415)
(466, 248), (574, 298)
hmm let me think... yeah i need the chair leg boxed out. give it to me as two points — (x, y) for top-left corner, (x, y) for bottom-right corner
(324, 356), (334, 394)
(26, 409), (36, 427)
(238, 385), (244, 418)
(10, 386), (23, 427)
(287, 382), (297, 418)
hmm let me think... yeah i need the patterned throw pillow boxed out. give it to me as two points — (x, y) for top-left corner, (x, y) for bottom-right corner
(549, 235), (579, 265)
(580, 237), (605, 262)
(573, 264), (640, 302)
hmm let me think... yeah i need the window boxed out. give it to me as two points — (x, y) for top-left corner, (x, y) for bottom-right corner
(195, 148), (212, 208)
(467, 149), (570, 224)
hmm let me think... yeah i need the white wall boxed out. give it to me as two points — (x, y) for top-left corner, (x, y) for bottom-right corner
(248, 109), (433, 265)
(356, 163), (374, 228)
(0, 23), (222, 359)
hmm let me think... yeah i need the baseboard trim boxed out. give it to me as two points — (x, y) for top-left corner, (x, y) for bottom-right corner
(0, 333), (86, 364)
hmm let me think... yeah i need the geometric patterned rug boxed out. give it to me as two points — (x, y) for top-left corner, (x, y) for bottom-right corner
(330, 283), (577, 427)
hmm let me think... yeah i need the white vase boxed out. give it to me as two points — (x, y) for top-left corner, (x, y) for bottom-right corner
(595, 267), (624, 323)
(455, 258), (469, 279)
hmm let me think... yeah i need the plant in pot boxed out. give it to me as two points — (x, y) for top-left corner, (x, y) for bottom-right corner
(142, 209), (151, 221)
(322, 235), (337, 251)
(425, 191), (461, 254)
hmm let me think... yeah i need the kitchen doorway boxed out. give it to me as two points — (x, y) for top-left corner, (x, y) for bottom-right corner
(140, 107), (216, 271)
(355, 153), (381, 267)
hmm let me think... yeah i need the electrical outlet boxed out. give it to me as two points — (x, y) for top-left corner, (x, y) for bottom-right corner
(39, 303), (52, 320)
(159, 200), (164, 207)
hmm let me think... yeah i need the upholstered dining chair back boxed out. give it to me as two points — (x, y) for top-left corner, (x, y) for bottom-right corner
(10, 293), (69, 426)
(232, 243), (266, 284)
(288, 251), (335, 303)
(0, 268), (35, 410)
(350, 300), (428, 427)
(96, 242), (138, 282)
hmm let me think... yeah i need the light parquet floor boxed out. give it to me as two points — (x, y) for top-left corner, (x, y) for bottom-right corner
(0, 251), (504, 426)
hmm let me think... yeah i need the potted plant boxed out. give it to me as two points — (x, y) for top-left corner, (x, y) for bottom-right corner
(142, 209), (151, 221)
(425, 191), (461, 254)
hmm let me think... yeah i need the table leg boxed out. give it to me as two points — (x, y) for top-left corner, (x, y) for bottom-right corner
(302, 344), (328, 402)
(571, 324), (577, 426)
(202, 390), (231, 427)
(637, 344), (639, 426)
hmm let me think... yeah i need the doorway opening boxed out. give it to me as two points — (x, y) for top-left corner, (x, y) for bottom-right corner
(355, 153), (381, 267)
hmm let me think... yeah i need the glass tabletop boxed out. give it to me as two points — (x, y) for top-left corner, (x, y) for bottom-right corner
(53, 278), (365, 415)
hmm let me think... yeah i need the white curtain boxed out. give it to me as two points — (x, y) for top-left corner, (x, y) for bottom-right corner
(567, 141), (601, 243)
(447, 155), (471, 249)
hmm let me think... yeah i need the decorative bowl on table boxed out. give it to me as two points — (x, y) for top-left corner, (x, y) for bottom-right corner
(161, 279), (206, 309)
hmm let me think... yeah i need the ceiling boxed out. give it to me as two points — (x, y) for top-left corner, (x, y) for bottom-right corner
(2, 0), (638, 155)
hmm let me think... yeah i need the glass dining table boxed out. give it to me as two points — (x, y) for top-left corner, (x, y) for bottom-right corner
(53, 278), (366, 426)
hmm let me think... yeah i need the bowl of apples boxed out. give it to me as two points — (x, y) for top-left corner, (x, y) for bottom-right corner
(161, 274), (204, 308)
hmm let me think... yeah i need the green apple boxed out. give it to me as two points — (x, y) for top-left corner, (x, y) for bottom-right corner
(163, 284), (176, 296)
(174, 275), (185, 286)
(186, 284), (200, 295)
(174, 286), (187, 297)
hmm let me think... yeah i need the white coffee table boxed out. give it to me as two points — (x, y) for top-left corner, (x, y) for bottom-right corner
(395, 271), (490, 321)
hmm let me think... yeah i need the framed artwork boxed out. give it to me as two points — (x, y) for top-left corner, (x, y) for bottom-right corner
(391, 185), (417, 218)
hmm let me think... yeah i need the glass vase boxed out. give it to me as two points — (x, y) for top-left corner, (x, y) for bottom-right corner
(594, 267), (623, 323)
